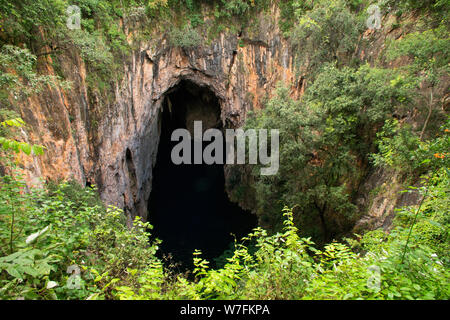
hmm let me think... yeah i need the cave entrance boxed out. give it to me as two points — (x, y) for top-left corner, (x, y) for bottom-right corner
(148, 80), (257, 269)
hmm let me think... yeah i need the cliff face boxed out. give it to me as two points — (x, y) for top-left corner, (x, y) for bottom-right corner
(15, 5), (418, 232)
(18, 5), (299, 223)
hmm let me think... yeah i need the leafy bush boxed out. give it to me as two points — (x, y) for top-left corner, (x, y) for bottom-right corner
(0, 0), (448, 302)
(0, 118), (45, 156)
(372, 118), (450, 175)
(0, 170), (448, 300)
(0, 173), (159, 299)
(110, 203), (449, 300)
(386, 24), (450, 139)
(290, 0), (364, 77)
(168, 24), (202, 48)
(0, 45), (68, 101)
(241, 63), (411, 242)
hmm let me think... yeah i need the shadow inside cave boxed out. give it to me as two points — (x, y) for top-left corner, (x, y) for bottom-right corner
(147, 80), (257, 270)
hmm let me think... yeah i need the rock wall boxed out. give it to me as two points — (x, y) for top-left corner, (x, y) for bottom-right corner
(15, 5), (419, 232)
(18, 5), (300, 222)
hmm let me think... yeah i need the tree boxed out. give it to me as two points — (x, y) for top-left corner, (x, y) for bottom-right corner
(386, 24), (450, 139)
(290, 0), (364, 79)
(0, 118), (44, 157)
(243, 63), (411, 242)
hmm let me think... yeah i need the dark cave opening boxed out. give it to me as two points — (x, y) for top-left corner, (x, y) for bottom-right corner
(148, 80), (257, 269)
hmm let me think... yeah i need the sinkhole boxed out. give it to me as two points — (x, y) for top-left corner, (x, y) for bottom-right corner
(148, 80), (257, 268)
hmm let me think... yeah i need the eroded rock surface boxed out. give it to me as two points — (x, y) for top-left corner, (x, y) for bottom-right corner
(18, 7), (298, 222)
(15, 7), (416, 232)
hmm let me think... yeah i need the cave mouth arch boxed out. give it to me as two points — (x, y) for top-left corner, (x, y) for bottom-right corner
(148, 79), (257, 269)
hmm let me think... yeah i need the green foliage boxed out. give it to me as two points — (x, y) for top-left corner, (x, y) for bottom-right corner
(0, 0), (132, 102)
(278, 0), (296, 35)
(387, 25), (449, 88)
(243, 63), (411, 241)
(219, 0), (254, 17)
(0, 0), (67, 44)
(380, 0), (450, 20)
(168, 24), (202, 48)
(311, 168), (449, 300)
(109, 204), (449, 300)
(395, 169), (449, 263)
(386, 24), (449, 138)
(371, 120), (424, 172)
(0, 170), (448, 300)
(67, 30), (114, 69)
(0, 118), (45, 157)
(290, 0), (364, 77)
(0, 45), (67, 100)
(305, 64), (411, 153)
(0, 0), (448, 302)
(372, 118), (450, 174)
(235, 208), (315, 299)
(0, 174), (160, 299)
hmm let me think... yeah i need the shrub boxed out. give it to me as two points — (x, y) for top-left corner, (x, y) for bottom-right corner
(0, 174), (159, 300)
(168, 25), (202, 48)
(290, 0), (364, 77)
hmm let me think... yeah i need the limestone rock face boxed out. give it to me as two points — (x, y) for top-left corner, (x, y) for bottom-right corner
(18, 7), (299, 222)
(15, 7), (417, 232)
